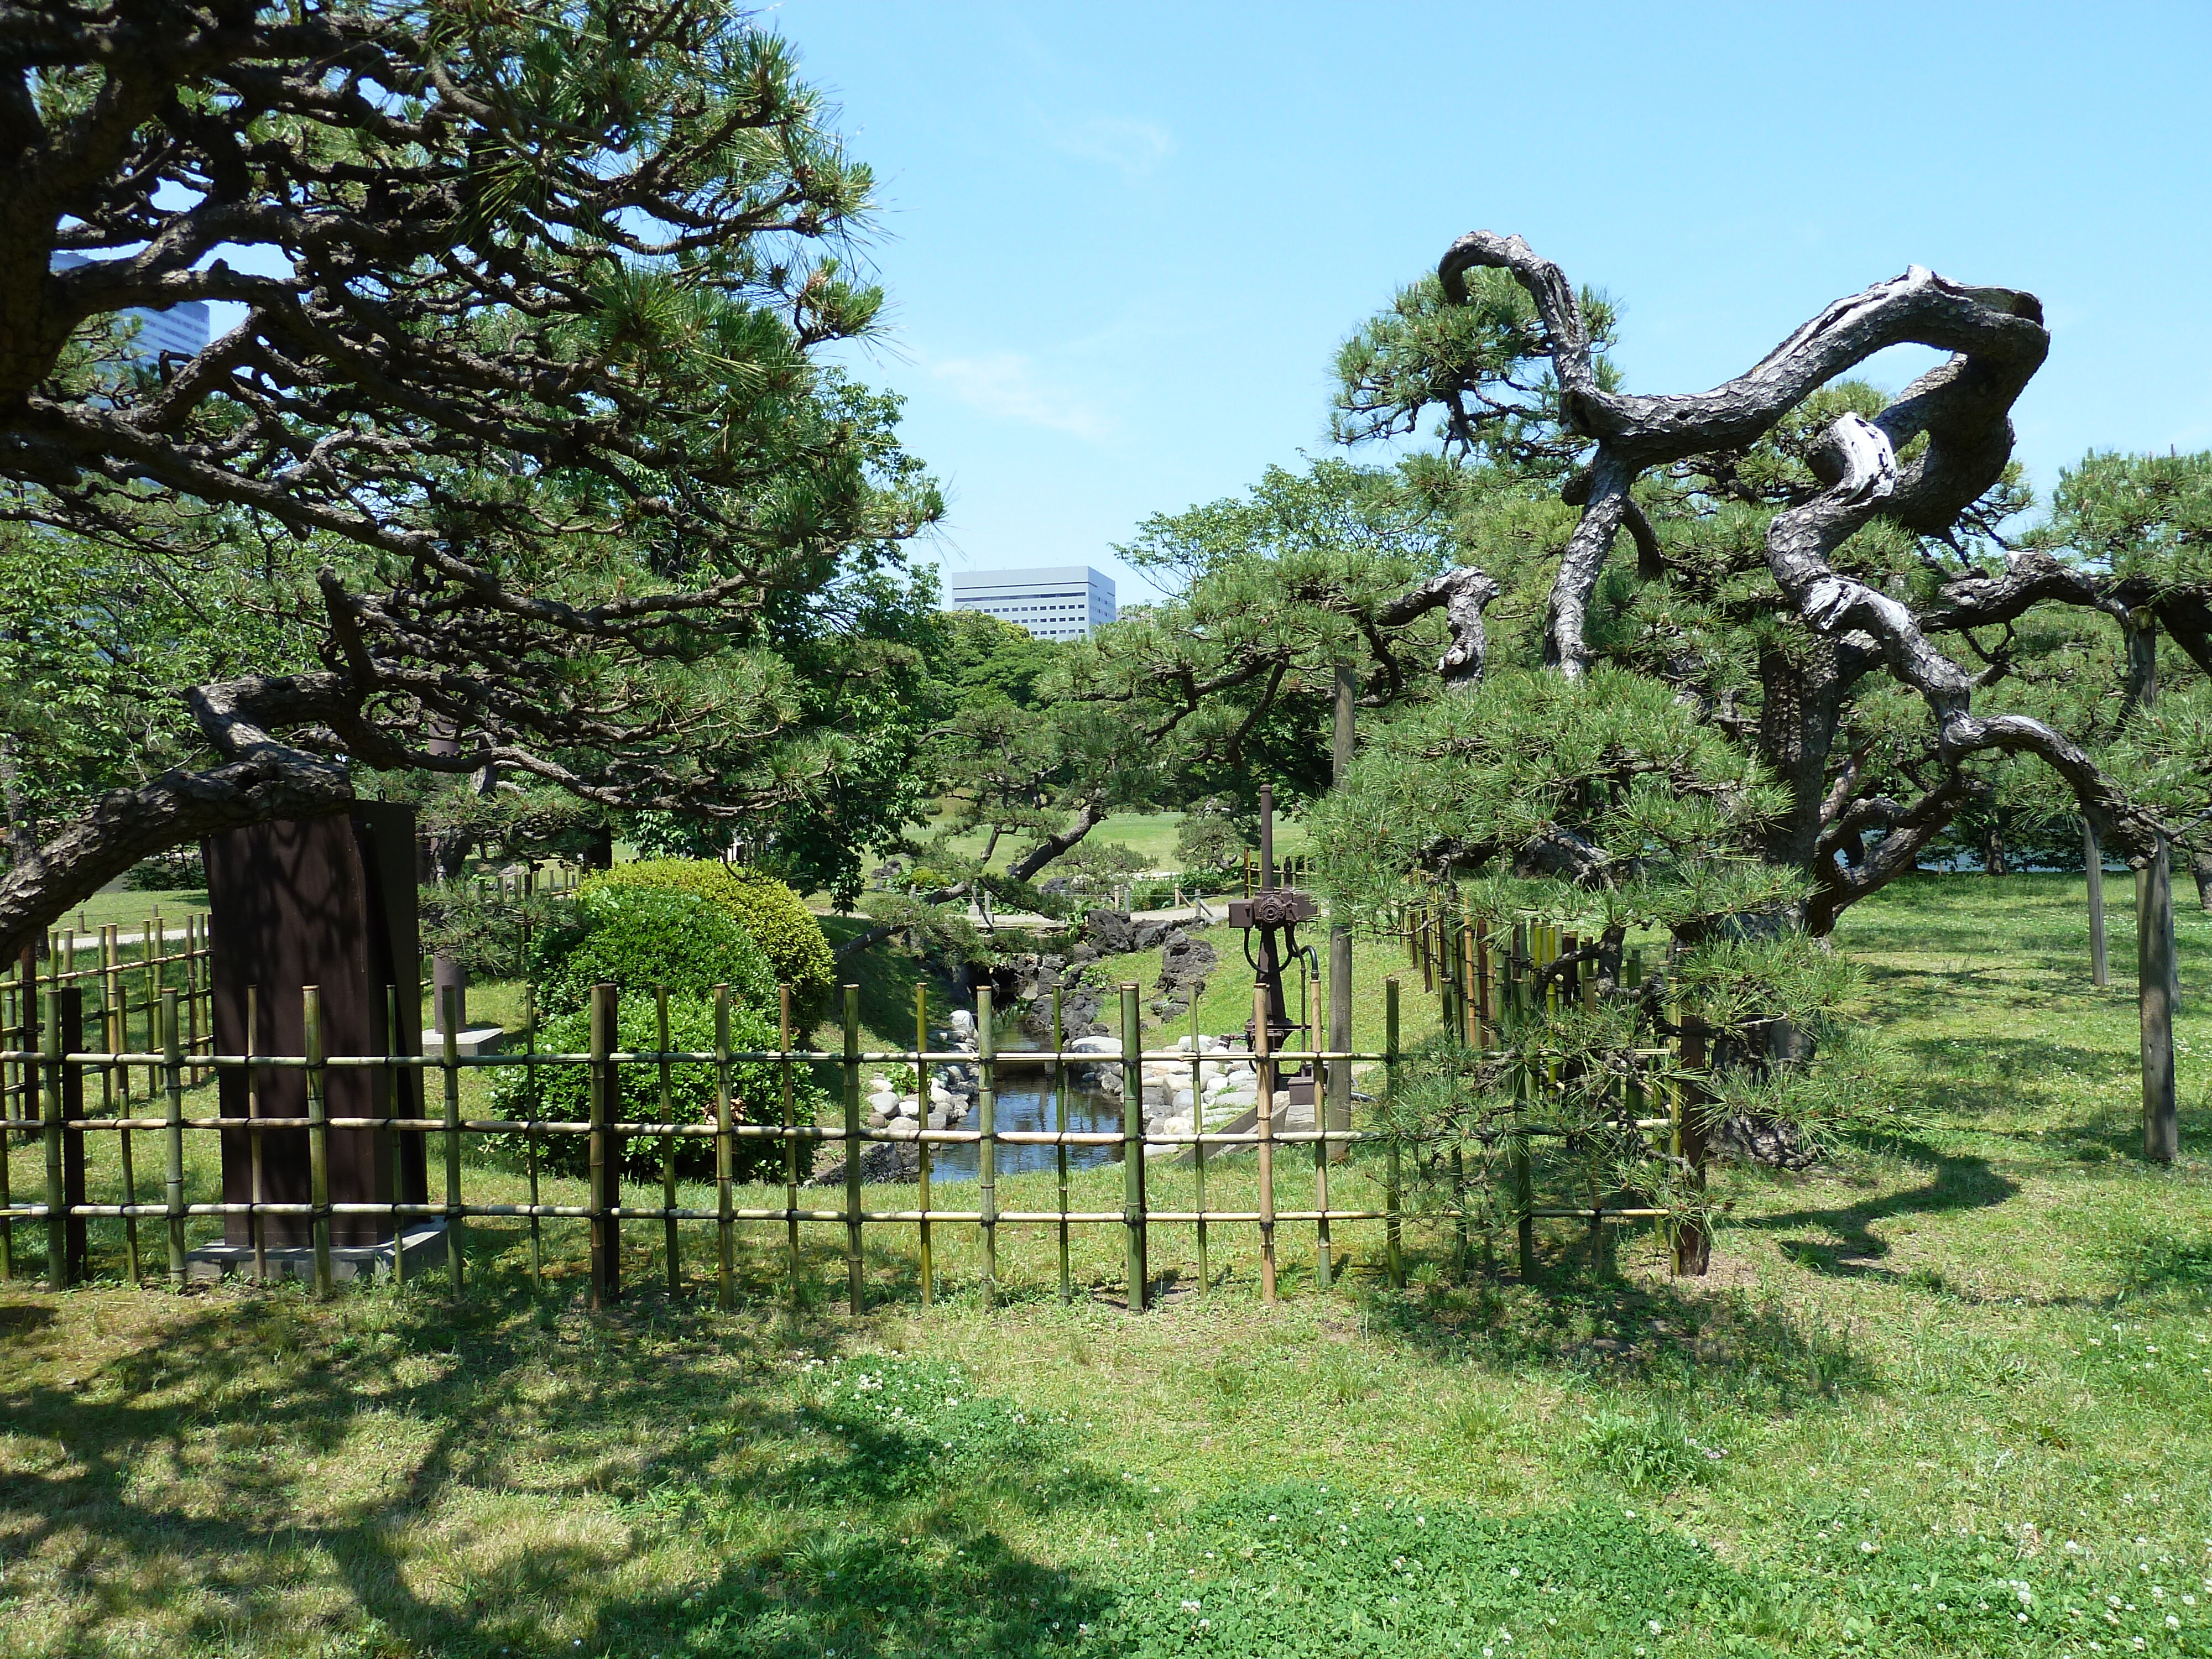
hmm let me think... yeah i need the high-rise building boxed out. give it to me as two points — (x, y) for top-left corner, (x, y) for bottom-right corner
(53, 251), (212, 367)
(946, 566), (1117, 641)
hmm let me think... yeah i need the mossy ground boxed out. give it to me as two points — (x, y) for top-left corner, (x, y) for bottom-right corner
(2, 874), (2210, 1656)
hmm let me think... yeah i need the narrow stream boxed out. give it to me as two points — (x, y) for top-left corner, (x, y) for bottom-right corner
(925, 1022), (1126, 1183)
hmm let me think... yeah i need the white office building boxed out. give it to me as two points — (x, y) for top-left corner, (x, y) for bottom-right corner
(53, 251), (211, 366)
(946, 566), (1117, 641)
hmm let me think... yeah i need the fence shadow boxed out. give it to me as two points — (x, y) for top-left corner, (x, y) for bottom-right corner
(0, 1279), (1118, 1656)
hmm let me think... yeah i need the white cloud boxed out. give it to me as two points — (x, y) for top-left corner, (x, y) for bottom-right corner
(1044, 114), (1174, 180)
(927, 352), (1110, 439)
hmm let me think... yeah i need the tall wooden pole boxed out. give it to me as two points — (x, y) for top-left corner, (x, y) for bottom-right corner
(2085, 819), (2107, 988)
(1326, 659), (1355, 1162)
(2141, 840), (2179, 1163)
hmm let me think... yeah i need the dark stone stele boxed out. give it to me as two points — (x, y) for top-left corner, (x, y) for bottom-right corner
(204, 805), (428, 1248)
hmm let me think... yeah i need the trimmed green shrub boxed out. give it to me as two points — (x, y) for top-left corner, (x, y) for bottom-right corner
(486, 992), (825, 1182)
(532, 885), (776, 1019)
(581, 859), (833, 1001)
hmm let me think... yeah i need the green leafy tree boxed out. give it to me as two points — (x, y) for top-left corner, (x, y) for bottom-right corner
(0, 1), (941, 959)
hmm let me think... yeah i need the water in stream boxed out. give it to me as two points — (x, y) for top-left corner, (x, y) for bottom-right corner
(924, 1028), (1127, 1183)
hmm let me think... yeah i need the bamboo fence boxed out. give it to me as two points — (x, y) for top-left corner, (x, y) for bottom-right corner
(0, 900), (1712, 1311)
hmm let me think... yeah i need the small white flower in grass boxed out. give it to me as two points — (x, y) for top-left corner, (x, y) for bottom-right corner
(2169, 1616), (2183, 1630)
(1861, 1541), (1879, 1553)
(1648, 1620), (1664, 1635)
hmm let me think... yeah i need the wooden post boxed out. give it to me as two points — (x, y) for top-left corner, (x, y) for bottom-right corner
(1254, 983), (1277, 1305)
(301, 986), (332, 1296)
(109, 926), (138, 1285)
(658, 984), (679, 1295)
(1673, 1013), (1713, 1275)
(916, 980), (934, 1307)
(244, 985), (267, 1284)
(384, 984), (406, 1290)
(40, 989), (66, 1290)
(164, 988), (190, 1289)
(2141, 841), (2180, 1162)
(1190, 994), (1208, 1296)
(2086, 820), (2108, 988)
(780, 987), (799, 1306)
(1120, 983), (1147, 1311)
(842, 984), (863, 1314)
(59, 989), (86, 1287)
(1053, 987), (1071, 1303)
(1384, 977), (1402, 1289)
(521, 980), (541, 1288)
(588, 980), (619, 1309)
(714, 985), (734, 1312)
(979, 984), (999, 1309)
(441, 984), (464, 1295)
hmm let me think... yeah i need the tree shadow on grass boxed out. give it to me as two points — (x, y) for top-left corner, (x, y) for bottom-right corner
(1734, 1135), (2018, 1278)
(0, 1269), (1119, 1657)
(1364, 1256), (1874, 1409)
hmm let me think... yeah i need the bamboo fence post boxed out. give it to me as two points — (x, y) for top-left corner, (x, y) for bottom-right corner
(915, 980), (933, 1307)
(979, 984), (999, 1310)
(302, 986), (332, 1296)
(163, 987), (190, 1289)
(588, 981), (618, 1309)
(658, 984), (678, 1294)
(1474, 920), (1493, 1046)
(147, 910), (163, 1098)
(842, 983), (863, 1314)
(1459, 922), (1477, 1045)
(1120, 983), (1146, 1311)
(523, 981), (542, 1288)
(0, 963), (12, 1284)
(1385, 976), (1402, 1289)
(59, 989), (86, 1286)
(41, 989), (66, 1290)
(1254, 983), (1276, 1306)
(109, 930), (138, 1284)
(1190, 994), (1207, 1296)
(1313, 966), (1331, 1295)
(383, 985), (405, 1289)
(1053, 987), (1071, 1304)
(780, 987), (799, 1306)
(441, 984), (463, 1296)
(183, 916), (199, 1062)
(714, 984), (734, 1312)
(1674, 1013), (1713, 1276)
(250, 987), (268, 1284)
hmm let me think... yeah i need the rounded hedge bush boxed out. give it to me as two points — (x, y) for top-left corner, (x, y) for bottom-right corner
(487, 993), (824, 1183)
(533, 885), (776, 1019)
(580, 859), (833, 1002)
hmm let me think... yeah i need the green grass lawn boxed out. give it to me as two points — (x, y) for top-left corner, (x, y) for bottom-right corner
(3, 874), (2211, 1657)
(921, 808), (1313, 875)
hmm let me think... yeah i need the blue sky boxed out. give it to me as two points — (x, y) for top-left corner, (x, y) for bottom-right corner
(774, 1), (2212, 606)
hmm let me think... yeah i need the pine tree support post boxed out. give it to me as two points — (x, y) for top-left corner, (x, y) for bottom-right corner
(164, 989), (190, 1289)
(2086, 818), (2108, 988)
(2140, 841), (2180, 1163)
